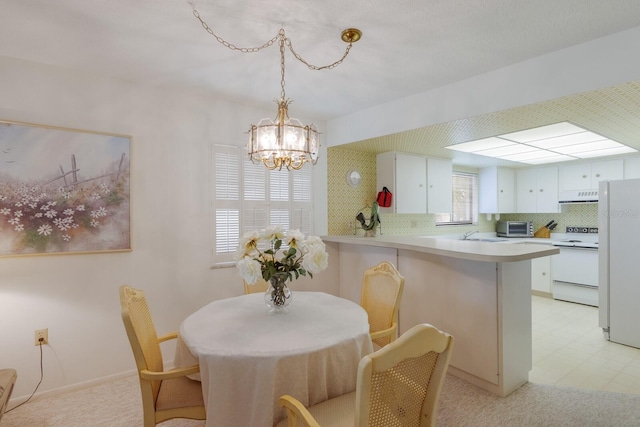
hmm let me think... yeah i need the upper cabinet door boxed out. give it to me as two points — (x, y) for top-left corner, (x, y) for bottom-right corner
(479, 167), (515, 214)
(535, 166), (559, 213)
(426, 158), (452, 214)
(624, 156), (640, 179)
(394, 153), (427, 214)
(559, 163), (592, 191)
(516, 166), (559, 213)
(591, 159), (623, 184)
(516, 168), (537, 213)
(560, 159), (623, 191)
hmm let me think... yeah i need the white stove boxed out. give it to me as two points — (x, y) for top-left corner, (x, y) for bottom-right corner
(551, 227), (599, 306)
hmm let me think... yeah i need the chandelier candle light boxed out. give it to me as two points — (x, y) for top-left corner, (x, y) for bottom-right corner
(193, 8), (362, 170)
(235, 226), (329, 313)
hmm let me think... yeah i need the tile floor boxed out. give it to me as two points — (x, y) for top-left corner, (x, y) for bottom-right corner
(531, 295), (640, 394)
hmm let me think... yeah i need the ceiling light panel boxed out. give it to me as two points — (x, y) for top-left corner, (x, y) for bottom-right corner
(444, 121), (637, 165)
(477, 144), (538, 157)
(445, 137), (514, 152)
(523, 154), (578, 164)
(526, 131), (607, 149)
(500, 122), (586, 143)
(553, 139), (621, 154)
(574, 146), (637, 158)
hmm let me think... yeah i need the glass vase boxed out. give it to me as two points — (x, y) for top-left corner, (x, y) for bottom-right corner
(264, 276), (292, 314)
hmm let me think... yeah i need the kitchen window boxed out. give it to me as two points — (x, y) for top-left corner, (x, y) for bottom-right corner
(214, 144), (313, 263)
(435, 172), (478, 225)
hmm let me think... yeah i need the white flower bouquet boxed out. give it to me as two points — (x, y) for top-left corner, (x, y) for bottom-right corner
(235, 226), (329, 286)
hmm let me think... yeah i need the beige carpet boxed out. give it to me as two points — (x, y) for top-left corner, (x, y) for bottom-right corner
(4, 374), (640, 426)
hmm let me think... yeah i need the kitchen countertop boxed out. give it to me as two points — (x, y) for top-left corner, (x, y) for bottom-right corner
(322, 234), (559, 263)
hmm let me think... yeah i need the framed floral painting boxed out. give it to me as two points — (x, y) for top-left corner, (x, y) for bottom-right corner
(0, 120), (131, 256)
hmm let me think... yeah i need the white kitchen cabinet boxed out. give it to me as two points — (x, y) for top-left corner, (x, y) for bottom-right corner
(559, 159), (623, 191)
(479, 167), (515, 214)
(427, 157), (453, 213)
(376, 152), (452, 214)
(516, 166), (559, 213)
(377, 151), (426, 213)
(531, 256), (551, 294)
(624, 156), (640, 179)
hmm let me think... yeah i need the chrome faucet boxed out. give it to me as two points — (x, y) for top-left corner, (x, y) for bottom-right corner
(462, 230), (479, 240)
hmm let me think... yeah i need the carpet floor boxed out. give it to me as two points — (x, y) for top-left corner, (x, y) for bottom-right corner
(4, 373), (640, 426)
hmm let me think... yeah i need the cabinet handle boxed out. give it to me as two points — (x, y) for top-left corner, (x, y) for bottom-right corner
(529, 189), (533, 193)
(595, 173), (601, 178)
(582, 174), (587, 178)
(542, 272), (546, 276)
(540, 189), (543, 192)
(500, 189), (503, 193)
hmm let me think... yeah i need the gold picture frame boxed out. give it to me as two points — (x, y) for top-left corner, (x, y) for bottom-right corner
(0, 120), (131, 256)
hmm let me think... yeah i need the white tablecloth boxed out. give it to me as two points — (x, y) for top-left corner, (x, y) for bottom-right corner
(174, 291), (373, 427)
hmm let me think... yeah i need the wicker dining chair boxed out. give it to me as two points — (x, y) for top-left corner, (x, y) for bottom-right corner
(243, 278), (270, 294)
(119, 285), (206, 427)
(277, 323), (454, 427)
(361, 261), (405, 348)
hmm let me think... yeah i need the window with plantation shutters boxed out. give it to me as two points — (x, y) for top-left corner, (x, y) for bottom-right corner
(213, 144), (314, 262)
(435, 172), (478, 225)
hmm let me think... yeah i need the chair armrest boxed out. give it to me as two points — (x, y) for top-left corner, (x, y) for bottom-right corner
(278, 395), (321, 427)
(140, 364), (200, 381)
(369, 322), (397, 340)
(157, 331), (178, 343)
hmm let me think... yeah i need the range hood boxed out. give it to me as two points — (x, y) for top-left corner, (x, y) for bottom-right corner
(558, 189), (598, 204)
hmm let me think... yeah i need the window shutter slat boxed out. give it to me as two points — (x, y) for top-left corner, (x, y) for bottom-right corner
(244, 160), (266, 201)
(215, 209), (239, 254)
(293, 168), (311, 202)
(215, 151), (239, 200)
(270, 169), (289, 201)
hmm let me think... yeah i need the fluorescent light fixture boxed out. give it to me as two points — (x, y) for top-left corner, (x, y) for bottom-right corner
(575, 146), (636, 158)
(527, 131), (606, 149)
(445, 122), (637, 165)
(442, 137), (513, 152)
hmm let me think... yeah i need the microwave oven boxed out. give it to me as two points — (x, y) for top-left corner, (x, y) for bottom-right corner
(496, 221), (533, 238)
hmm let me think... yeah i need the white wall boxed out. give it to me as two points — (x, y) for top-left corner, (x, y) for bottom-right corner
(327, 25), (640, 146)
(0, 56), (333, 400)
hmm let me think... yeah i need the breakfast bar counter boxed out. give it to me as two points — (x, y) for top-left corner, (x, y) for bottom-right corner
(321, 235), (559, 397)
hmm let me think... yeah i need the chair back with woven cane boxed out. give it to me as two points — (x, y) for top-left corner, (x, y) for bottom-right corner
(356, 324), (454, 426)
(119, 285), (206, 427)
(277, 323), (454, 427)
(244, 278), (270, 294)
(361, 261), (405, 348)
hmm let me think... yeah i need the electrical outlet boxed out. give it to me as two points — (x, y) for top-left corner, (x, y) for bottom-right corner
(35, 328), (48, 346)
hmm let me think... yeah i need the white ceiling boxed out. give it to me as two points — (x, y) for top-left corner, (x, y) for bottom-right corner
(3, 0), (640, 164)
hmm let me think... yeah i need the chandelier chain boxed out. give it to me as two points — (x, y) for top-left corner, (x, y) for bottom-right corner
(284, 38), (354, 71)
(193, 8), (355, 70)
(193, 9), (278, 52)
(279, 30), (286, 100)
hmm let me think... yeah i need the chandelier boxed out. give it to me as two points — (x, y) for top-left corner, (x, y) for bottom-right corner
(193, 9), (362, 170)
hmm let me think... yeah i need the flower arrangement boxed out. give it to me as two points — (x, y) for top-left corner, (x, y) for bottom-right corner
(0, 176), (129, 253)
(235, 226), (329, 286)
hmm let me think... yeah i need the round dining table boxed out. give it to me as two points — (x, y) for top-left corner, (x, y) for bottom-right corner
(174, 291), (373, 427)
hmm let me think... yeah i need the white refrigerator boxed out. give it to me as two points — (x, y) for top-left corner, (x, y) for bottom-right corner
(599, 178), (640, 348)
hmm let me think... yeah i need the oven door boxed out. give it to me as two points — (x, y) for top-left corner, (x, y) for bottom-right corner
(551, 246), (599, 306)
